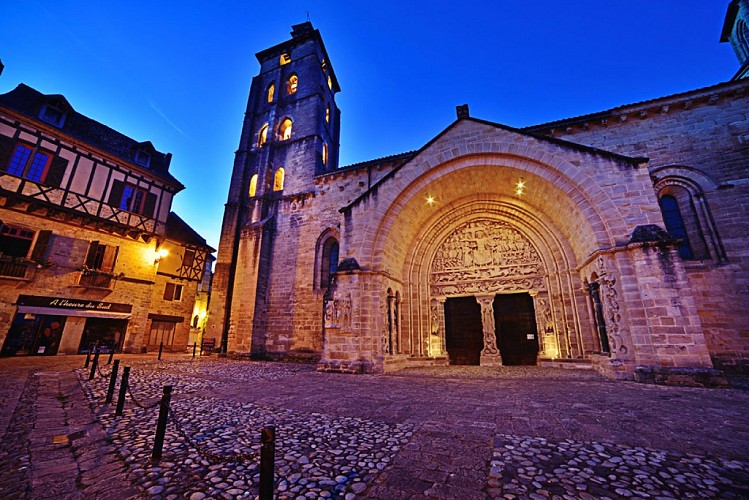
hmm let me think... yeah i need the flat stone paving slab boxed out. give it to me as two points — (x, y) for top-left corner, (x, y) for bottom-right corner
(1, 355), (748, 499)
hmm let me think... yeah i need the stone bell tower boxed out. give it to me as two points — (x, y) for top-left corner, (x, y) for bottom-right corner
(208, 22), (341, 355)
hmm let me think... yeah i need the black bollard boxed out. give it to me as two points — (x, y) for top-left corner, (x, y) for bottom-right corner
(84, 344), (92, 368)
(158, 341), (164, 360)
(192, 342), (197, 358)
(106, 360), (120, 403)
(259, 426), (276, 500)
(89, 345), (101, 380)
(151, 385), (173, 460)
(107, 342), (117, 365)
(115, 366), (130, 416)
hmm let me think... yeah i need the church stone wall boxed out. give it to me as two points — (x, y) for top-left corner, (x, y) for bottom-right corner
(535, 82), (749, 372)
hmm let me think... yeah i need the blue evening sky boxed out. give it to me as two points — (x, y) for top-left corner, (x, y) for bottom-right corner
(0, 1), (738, 251)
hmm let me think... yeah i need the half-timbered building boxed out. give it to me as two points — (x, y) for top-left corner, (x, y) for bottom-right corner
(0, 84), (214, 356)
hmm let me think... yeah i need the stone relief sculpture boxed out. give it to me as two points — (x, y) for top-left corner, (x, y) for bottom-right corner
(430, 220), (544, 296)
(323, 294), (352, 331)
(596, 256), (627, 354)
(476, 296), (500, 357)
(427, 303), (443, 357)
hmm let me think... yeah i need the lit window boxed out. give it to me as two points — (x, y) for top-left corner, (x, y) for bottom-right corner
(287, 74), (298, 95)
(163, 282), (184, 301)
(84, 241), (118, 272)
(273, 167), (285, 191)
(322, 143), (328, 166)
(258, 123), (269, 146)
(249, 173), (258, 197)
(120, 184), (148, 214)
(325, 105), (330, 123)
(134, 150), (151, 168)
(5, 143), (51, 183)
(327, 75), (332, 90)
(267, 83), (275, 103)
(279, 118), (292, 140)
(39, 103), (66, 127)
(280, 53), (291, 65)
(321, 59), (327, 71)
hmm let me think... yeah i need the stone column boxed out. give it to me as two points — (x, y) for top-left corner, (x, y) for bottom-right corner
(476, 295), (502, 366)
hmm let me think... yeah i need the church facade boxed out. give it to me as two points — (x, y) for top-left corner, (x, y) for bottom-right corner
(207, 8), (749, 380)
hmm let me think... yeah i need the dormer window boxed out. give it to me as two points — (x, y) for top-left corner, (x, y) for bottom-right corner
(39, 102), (66, 127)
(280, 53), (291, 65)
(134, 149), (151, 168)
(287, 74), (298, 95)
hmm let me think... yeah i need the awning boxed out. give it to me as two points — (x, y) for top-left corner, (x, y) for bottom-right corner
(17, 306), (132, 320)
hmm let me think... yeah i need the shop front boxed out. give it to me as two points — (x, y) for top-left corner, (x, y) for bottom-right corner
(1, 295), (132, 356)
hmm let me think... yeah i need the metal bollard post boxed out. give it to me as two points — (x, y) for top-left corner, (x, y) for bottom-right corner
(89, 345), (101, 380)
(107, 342), (117, 365)
(158, 342), (164, 360)
(151, 385), (173, 460)
(192, 342), (197, 358)
(259, 426), (276, 500)
(84, 344), (92, 368)
(115, 366), (130, 416)
(106, 360), (120, 403)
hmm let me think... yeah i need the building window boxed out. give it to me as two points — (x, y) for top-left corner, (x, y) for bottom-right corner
(0, 225), (35, 258)
(286, 74), (298, 95)
(39, 102), (66, 127)
(134, 150), (151, 168)
(322, 143), (328, 166)
(279, 118), (292, 141)
(249, 173), (258, 197)
(659, 195), (694, 259)
(182, 249), (195, 268)
(258, 124), (269, 146)
(267, 82), (275, 103)
(319, 237), (339, 288)
(280, 52), (291, 65)
(80, 241), (118, 287)
(119, 184), (148, 214)
(149, 320), (177, 346)
(327, 75), (333, 90)
(321, 59), (327, 71)
(325, 105), (330, 123)
(273, 168), (285, 191)
(6, 144), (51, 183)
(164, 282), (184, 302)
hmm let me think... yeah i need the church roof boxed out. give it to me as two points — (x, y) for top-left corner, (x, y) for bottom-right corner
(0, 84), (184, 189)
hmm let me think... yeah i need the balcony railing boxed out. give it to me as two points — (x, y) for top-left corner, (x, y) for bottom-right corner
(79, 270), (114, 288)
(0, 259), (28, 278)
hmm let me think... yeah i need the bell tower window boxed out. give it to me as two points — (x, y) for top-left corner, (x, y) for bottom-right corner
(249, 174), (258, 197)
(325, 105), (330, 123)
(258, 124), (269, 146)
(280, 53), (291, 65)
(286, 74), (298, 95)
(273, 167), (285, 191)
(266, 83), (275, 103)
(279, 118), (292, 141)
(322, 143), (328, 166)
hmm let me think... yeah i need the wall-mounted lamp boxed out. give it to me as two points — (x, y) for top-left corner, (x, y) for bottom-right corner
(515, 178), (526, 196)
(154, 248), (169, 264)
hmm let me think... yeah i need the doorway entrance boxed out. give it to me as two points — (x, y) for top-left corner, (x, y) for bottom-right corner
(494, 293), (538, 365)
(1, 314), (66, 356)
(78, 318), (127, 353)
(444, 296), (483, 365)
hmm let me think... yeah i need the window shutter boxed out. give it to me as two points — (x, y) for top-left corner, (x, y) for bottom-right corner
(85, 241), (99, 268)
(144, 191), (157, 218)
(30, 230), (52, 262)
(0, 136), (14, 171)
(102, 245), (118, 272)
(44, 156), (68, 187)
(107, 180), (125, 207)
(163, 282), (175, 301)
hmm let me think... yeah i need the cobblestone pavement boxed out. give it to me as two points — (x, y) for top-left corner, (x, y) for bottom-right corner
(1, 355), (748, 499)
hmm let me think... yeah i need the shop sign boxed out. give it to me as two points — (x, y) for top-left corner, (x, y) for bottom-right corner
(17, 295), (132, 314)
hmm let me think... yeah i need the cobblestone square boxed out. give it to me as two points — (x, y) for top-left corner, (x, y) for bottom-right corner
(1, 354), (748, 498)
